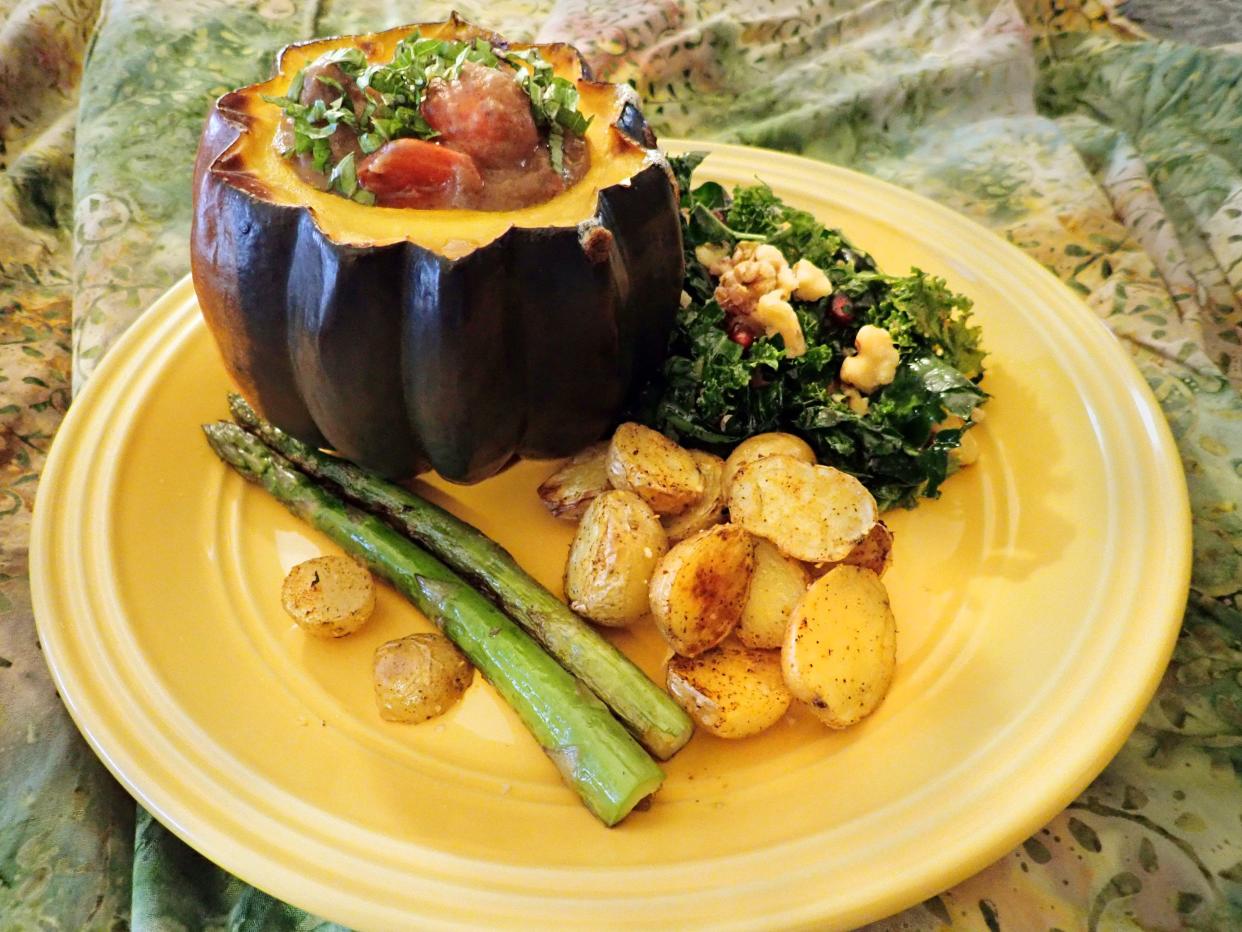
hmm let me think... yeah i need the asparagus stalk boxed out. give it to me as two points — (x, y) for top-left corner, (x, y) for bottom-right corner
(202, 421), (663, 826)
(227, 393), (693, 760)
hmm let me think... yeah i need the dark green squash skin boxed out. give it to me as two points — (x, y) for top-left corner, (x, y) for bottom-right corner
(191, 80), (684, 482)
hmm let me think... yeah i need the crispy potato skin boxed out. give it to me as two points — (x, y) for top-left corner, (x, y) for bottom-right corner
(649, 524), (755, 657)
(840, 520), (893, 576)
(536, 442), (611, 521)
(728, 454), (877, 563)
(662, 450), (726, 543)
(721, 432), (816, 499)
(281, 555), (375, 638)
(737, 539), (810, 649)
(373, 633), (473, 723)
(811, 520), (894, 578)
(782, 565), (896, 728)
(606, 422), (704, 515)
(666, 643), (791, 738)
(565, 490), (668, 626)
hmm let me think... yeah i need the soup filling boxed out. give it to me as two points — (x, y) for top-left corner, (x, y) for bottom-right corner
(266, 34), (592, 210)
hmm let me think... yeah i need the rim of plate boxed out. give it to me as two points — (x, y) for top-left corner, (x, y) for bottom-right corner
(31, 140), (1191, 930)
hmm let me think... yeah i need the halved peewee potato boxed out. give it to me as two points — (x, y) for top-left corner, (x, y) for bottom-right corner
(537, 442), (610, 522)
(565, 490), (668, 627)
(728, 454), (877, 563)
(373, 633), (473, 724)
(281, 555), (375, 638)
(839, 520), (894, 576)
(666, 643), (792, 738)
(649, 524), (755, 657)
(783, 565), (896, 729)
(809, 521), (895, 579)
(662, 450), (726, 543)
(721, 431), (816, 499)
(607, 422), (704, 515)
(737, 539), (810, 650)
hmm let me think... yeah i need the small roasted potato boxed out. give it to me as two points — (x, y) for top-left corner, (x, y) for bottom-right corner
(808, 521), (895, 579)
(840, 521), (894, 576)
(783, 565), (896, 729)
(606, 422), (704, 515)
(649, 524), (755, 657)
(737, 539), (810, 650)
(565, 490), (668, 626)
(373, 633), (473, 723)
(667, 643), (792, 738)
(721, 432), (816, 499)
(662, 450), (726, 543)
(281, 555), (375, 638)
(537, 442), (610, 521)
(728, 454), (877, 563)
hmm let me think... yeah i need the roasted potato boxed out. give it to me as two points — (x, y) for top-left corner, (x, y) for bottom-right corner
(721, 431), (816, 499)
(809, 521), (895, 579)
(737, 539), (810, 649)
(840, 520), (894, 576)
(536, 442), (610, 521)
(649, 524), (755, 656)
(565, 490), (668, 626)
(667, 643), (792, 738)
(281, 555), (375, 638)
(783, 565), (896, 729)
(373, 633), (473, 723)
(606, 422), (704, 515)
(728, 454), (877, 563)
(661, 450), (726, 543)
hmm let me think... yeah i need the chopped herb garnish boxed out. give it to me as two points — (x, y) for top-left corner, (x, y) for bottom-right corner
(328, 152), (358, 197)
(499, 46), (591, 172)
(261, 90), (358, 175)
(286, 67), (305, 102)
(318, 47), (367, 72)
(313, 73), (345, 94)
(637, 154), (988, 510)
(266, 31), (592, 180)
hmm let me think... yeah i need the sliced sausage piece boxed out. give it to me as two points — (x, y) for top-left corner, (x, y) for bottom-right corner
(421, 61), (540, 169)
(357, 138), (484, 209)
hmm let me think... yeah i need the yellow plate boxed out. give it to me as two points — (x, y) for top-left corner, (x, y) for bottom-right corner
(31, 141), (1190, 929)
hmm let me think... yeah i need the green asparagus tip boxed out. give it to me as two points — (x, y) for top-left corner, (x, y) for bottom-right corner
(227, 392), (259, 426)
(201, 420), (234, 455)
(202, 420), (270, 483)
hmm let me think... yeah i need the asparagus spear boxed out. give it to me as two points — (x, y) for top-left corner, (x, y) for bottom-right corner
(202, 421), (663, 826)
(227, 393), (694, 760)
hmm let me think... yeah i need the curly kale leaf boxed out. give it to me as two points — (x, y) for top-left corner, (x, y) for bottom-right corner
(867, 270), (985, 380)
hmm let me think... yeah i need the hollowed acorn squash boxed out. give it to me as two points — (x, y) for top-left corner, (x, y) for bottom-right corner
(190, 16), (683, 481)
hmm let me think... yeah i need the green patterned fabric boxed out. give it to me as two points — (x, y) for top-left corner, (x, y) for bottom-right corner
(2, 0), (1240, 927)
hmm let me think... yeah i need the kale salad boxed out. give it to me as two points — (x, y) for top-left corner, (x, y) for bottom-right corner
(637, 153), (988, 510)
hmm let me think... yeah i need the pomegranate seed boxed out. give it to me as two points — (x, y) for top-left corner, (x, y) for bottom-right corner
(829, 293), (854, 325)
(728, 324), (754, 348)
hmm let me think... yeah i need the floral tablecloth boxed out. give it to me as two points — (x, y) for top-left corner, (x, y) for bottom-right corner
(2, 0), (1239, 928)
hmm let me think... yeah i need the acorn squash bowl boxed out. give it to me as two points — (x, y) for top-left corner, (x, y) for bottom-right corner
(190, 16), (683, 482)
